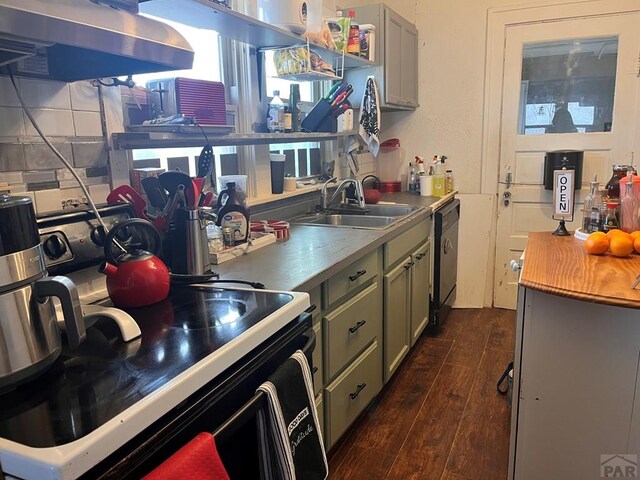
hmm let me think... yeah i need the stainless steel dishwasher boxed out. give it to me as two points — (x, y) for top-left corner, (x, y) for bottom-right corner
(430, 198), (460, 330)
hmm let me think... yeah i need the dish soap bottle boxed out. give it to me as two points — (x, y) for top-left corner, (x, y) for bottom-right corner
(215, 182), (250, 244)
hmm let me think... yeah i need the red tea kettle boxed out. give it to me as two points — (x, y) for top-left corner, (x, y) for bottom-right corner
(99, 219), (170, 308)
(362, 175), (382, 204)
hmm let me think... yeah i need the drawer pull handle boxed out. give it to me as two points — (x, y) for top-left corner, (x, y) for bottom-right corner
(313, 366), (319, 374)
(349, 270), (367, 282)
(416, 253), (426, 260)
(348, 320), (367, 334)
(404, 262), (414, 270)
(349, 383), (367, 400)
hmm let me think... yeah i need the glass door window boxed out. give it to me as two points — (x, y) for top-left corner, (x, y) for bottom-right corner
(518, 36), (618, 135)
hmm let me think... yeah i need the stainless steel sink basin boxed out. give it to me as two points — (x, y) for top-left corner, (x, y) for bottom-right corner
(361, 204), (420, 217)
(298, 214), (397, 228)
(292, 204), (425, 230)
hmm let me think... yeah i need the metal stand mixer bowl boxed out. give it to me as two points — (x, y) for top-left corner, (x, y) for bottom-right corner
(0, 195), (85, 391)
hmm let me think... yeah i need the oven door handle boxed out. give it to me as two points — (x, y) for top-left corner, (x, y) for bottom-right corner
(301, 327), (316, 358)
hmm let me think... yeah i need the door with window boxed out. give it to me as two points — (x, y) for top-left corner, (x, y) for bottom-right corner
(494, 13), (640, 309)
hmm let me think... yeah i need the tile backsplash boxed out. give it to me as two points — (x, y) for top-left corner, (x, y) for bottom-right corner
(0, 76), (111, 214)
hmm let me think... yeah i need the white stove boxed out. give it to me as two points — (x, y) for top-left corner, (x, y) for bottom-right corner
(0, 204), (312, 480)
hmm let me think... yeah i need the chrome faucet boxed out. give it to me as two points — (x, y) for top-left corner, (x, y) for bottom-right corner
(320, 177), (365, 211)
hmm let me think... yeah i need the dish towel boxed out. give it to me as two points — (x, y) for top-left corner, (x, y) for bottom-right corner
(257, 350), (328, 480)
(358, 76), (381, 157)
(143, 432), (230, 480)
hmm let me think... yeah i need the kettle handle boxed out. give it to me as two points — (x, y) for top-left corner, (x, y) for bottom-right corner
(362, 175), (380, 189)
(34, 276), (86, 348)
(104, 218), (162, 266)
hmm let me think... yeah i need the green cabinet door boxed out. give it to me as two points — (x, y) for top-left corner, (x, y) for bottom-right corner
(383, 256), (411, 381)
(410, 241), (430, 345)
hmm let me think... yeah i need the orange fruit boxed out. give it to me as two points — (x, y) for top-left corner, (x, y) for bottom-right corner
(590, 231), (607, 239)
(607, 229), (632, 242)
(610, 236), (634, 257)
(585, 233), (610, 255)
(634, 236), (640, 254)
(630, 230), (640, 241)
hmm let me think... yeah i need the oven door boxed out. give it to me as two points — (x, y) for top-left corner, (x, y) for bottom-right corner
(84, 312), (313, 480)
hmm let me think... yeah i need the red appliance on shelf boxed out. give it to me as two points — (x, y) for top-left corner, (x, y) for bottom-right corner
(147, 78), (227, 125)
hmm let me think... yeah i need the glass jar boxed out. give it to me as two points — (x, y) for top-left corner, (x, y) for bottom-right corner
(603, 202), (619, 232)
(606, 165), (636, 199)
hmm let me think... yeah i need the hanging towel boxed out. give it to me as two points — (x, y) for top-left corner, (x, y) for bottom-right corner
(143, 432), (230, 480)
(358, 76), (381, 157)
(257, 350), (328, 480)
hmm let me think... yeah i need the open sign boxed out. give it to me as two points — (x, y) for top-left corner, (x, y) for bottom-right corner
(553, 169), (575, 221)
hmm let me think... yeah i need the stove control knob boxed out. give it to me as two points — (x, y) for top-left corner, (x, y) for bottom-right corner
(91, 226), (106, 246)
(43, 235), (68, 260)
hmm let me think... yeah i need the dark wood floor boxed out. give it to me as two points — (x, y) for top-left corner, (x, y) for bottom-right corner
(327, 308), (516, 480)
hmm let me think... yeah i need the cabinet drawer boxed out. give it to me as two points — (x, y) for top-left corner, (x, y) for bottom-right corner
(325, 250), (379, 307)
(324, 282), (380, 379)
(325, 341), (382, 448)
(384, 219), (430, 270)
(313, 322), (323, 394)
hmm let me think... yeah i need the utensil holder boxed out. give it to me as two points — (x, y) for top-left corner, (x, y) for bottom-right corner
(301, 98), (337, 133)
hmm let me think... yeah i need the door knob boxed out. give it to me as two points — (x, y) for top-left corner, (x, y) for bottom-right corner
(509, 260), (521, 271)
(503, 191), (511, 207)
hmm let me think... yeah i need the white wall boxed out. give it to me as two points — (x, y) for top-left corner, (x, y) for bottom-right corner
(344, 0), (596, 307)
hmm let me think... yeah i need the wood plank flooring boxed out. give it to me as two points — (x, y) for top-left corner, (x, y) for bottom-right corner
(328, 308), (515, 480)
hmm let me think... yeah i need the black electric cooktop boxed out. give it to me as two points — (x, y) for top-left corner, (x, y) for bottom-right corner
(0, 286), (293, 448)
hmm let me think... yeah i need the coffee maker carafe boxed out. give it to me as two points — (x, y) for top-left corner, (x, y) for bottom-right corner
(0, 194), (85, 390)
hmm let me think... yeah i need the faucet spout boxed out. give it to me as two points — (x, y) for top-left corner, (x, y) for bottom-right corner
(320, 177), (366, 211)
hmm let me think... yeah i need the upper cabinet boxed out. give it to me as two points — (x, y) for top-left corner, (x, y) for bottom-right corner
(344, 4), (419, 111)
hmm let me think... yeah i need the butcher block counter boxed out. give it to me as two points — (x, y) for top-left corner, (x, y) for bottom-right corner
(509, 231), (640, 480)
(521, 232), (640, 308)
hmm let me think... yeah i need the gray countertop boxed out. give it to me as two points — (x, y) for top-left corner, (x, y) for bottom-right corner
(213, 191), (456, 292)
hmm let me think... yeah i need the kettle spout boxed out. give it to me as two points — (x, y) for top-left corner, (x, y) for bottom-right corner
(99, 262), (118, 277)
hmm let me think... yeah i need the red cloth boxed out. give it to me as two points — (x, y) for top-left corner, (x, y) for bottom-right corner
(143, 432), (230, 480)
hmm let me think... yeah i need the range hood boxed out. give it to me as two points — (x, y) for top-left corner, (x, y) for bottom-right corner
(0, 0), (194, 82)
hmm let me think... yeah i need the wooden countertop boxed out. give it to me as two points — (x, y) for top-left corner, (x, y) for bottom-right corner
(521, 232), (640, 308)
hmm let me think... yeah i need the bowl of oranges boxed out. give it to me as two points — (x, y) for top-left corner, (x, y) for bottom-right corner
(584, 229), (640, 257)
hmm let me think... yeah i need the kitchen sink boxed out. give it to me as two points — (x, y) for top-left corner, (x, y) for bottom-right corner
(359, 204), (420, 217)
(292, 204), (425, 230)
(297, 214), (397, 228)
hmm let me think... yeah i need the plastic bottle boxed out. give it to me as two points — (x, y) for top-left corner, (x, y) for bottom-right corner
(347, 11), (360, 56)
(408, 163), (417, 192)
(267, 90), (285, 133)
(432, 160), (445, 196)
(289, 84), (301, 132)
(215, 182), (250, 244)
(603, 202), (619, 232)
(582, 176), (600, 233)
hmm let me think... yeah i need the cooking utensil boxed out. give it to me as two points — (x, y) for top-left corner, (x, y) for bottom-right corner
(141, 177), (168, 209)
(197, 145), (214, 178)
(106, 185), (149, 220)
(153, 185), (185, 232)
(159, 171), (193, 198)
(200, 191), (215, 207)
(100, 218), (170, 308)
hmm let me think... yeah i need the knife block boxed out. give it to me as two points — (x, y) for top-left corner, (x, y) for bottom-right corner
(301, 98), (337, 133)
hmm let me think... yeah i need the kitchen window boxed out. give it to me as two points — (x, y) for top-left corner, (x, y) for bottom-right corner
(130, 9), (235, 184)
(517, 36), (618, 135)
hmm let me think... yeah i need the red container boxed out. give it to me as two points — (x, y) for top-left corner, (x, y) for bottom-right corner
(378, 181), (401, 193)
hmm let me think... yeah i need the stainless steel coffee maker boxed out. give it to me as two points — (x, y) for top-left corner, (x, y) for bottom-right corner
(0, 194), (85, 390)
